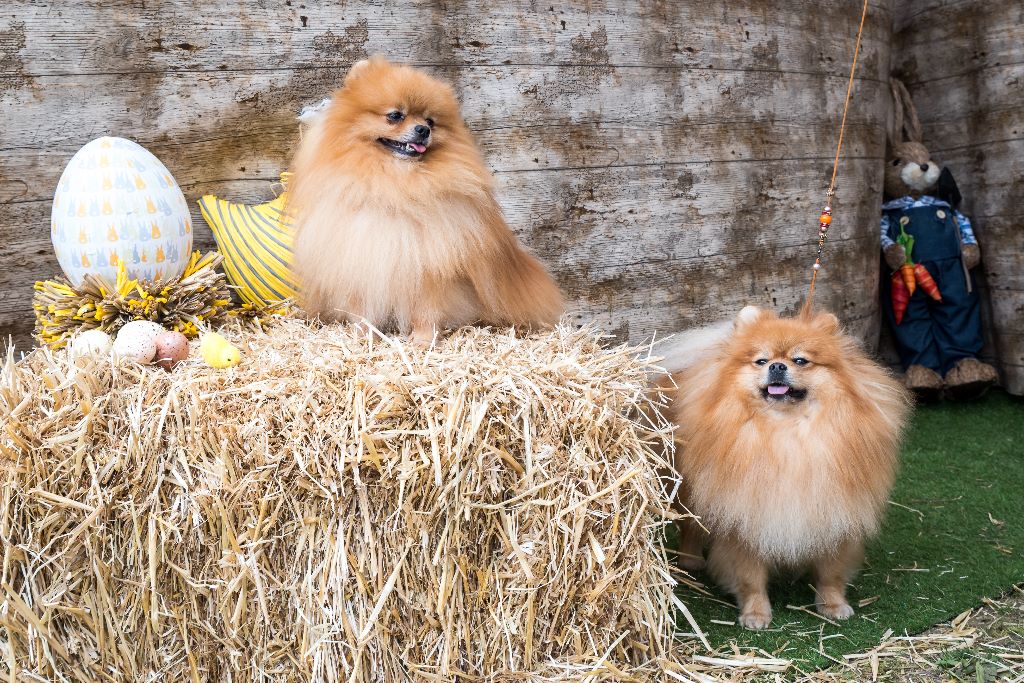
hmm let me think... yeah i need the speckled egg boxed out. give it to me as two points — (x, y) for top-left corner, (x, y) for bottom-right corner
(51, 136), (193, 288)
(154, 331), (190, 370)
(119, 320), (166, 343)
(112, 333), (157, 364)
(69, 329), (113, 358)
(112, 321), (164, 364)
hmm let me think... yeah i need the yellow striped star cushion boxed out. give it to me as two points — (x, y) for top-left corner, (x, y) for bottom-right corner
(197, 178), (297, 307)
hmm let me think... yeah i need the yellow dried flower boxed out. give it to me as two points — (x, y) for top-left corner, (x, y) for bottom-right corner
(32, 252), (240, 349)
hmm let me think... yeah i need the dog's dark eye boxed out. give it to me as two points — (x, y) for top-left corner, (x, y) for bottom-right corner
(425, 117), (435, 128)
(793, 357), (809, 366)
(754, 359), (768, 366)
(386, 111), (405, 123)
(891, 158), (900, 167)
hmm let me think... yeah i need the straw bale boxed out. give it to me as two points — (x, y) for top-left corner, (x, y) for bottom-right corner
(0, 319), (679, 682)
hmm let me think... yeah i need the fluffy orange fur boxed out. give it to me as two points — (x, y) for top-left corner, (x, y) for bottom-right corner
(661, 306), (911, 629)
(288, 58), (564, 343)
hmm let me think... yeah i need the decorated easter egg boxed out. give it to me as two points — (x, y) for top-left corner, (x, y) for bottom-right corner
(51, 136), (193, 288)
(69, 329), (113, 358)
(154, 331), (190, 370)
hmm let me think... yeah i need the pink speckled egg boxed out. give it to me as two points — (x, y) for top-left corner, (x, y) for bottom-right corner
(154, 331), (189, 370)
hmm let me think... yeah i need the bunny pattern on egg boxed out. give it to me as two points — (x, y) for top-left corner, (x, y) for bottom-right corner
(880, 79), (997, 400)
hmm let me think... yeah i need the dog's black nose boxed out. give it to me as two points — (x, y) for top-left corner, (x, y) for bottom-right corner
(769, 362), (787, 374)
(920, 163), (929, 172)
(414, 124), (430, 138)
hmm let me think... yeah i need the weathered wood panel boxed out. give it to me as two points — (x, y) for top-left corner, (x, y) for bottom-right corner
(893, 0), (1024, 394)
(1, 1), (893, 353)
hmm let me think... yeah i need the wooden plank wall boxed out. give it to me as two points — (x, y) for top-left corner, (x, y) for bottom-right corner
(1, 1), (893, 353)
(893, 0), (1024, 394)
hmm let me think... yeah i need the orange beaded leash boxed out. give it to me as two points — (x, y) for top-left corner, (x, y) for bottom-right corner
(805, 0), (871, 313)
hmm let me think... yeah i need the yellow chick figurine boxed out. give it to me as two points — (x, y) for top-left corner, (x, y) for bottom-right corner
(200, 331), (241, 368)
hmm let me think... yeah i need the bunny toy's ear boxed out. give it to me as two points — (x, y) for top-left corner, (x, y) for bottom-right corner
(890, 78), (923, 144)
(889, 79), (905, 147)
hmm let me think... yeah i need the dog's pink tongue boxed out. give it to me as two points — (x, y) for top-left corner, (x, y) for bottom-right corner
(411, 142), (427, 153)
(767, 384), (789, 396)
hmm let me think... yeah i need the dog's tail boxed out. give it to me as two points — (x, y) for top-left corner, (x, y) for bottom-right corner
(651, 319), (733, 375)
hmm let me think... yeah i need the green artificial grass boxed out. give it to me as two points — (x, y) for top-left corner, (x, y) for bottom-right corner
(674, 389), (1024, 669)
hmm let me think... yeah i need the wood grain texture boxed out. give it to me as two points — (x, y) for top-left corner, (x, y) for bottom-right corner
(894, 0), (1024, 394)
(1, 1), (893, 354)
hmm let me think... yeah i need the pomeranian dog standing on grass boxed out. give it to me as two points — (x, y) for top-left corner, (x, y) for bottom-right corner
(656, 306), (911, 629)
(288, 57), (564, 344)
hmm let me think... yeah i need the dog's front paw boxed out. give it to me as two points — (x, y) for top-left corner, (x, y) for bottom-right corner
(739, 608), (773, 630)
(409, 327), (436, 348)
(817, 601), (855, 621)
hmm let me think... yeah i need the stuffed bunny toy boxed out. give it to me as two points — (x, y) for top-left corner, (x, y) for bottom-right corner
(880, 78), (997, 399)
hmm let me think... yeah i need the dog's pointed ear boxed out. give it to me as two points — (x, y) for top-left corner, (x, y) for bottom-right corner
(734, 305), (767, 330)
(344, 59), (371, 85)
(344, 56), (386, 86)
(812, 312), (841, 335)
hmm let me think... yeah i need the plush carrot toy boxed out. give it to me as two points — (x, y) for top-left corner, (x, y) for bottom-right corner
(890, 271), (910, 324)
(900, 262), (917, 295)
(914, 263), (942, 301)
(892, 224), (942, 319)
